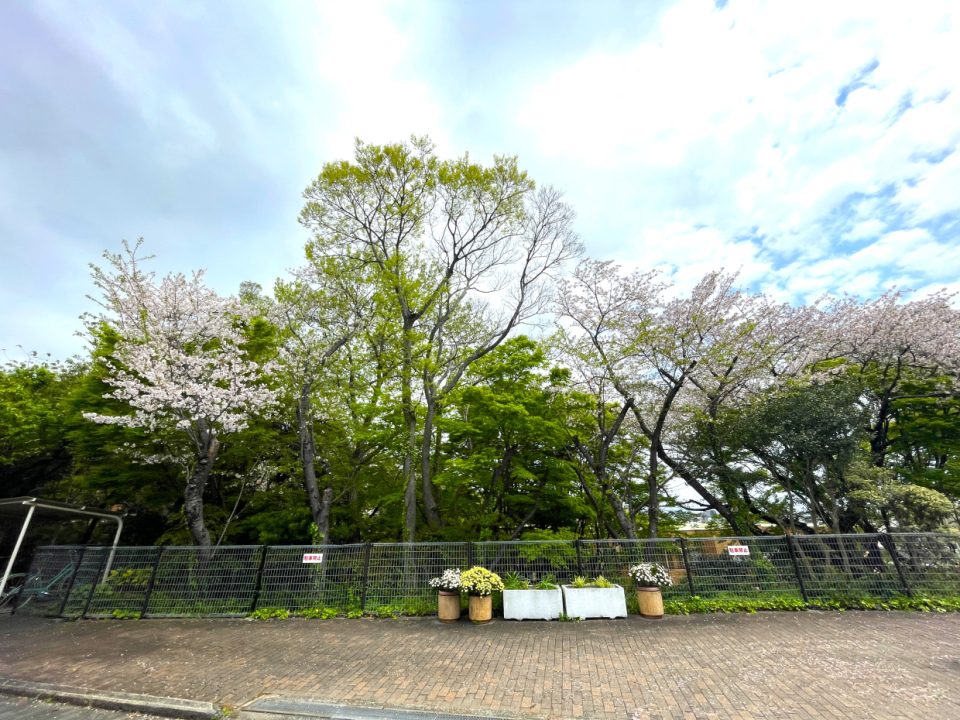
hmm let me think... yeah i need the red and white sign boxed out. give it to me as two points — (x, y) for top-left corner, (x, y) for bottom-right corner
(302, 553), (324, 563)
(727, 545), (750, 556)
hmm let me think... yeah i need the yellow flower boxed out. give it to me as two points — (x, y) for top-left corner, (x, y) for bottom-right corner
(459, 566), (504, 596)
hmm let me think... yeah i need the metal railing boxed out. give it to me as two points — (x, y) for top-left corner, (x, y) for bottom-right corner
(10, 532), (960, 619)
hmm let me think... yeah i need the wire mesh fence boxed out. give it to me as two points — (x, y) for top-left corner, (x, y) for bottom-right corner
(683, 536), (804, 600)
(14, 545), (89, 617)
(258, 544), (366, 612)
(792, 533), (905, 600)
(888, 533), (960, 597)
(145, 545), (264, 617)
(14, 532), (960, 619)
(580, 539), (690, 598)
(364, 543), (470, 612)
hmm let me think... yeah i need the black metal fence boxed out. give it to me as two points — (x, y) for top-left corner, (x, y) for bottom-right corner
(9, 533), (960, 619)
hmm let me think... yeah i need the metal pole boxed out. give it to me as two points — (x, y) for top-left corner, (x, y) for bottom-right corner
(881, 533), (912, 598)
(678, 537), (696, 596)
(359, 543), (372, 612)
(575, 539), (584, 577)
(140, 546), (165, 618)
(249, 546), (269, 612)
(82, 550), (110, 619)
(100, 516), (124, 581)
(785, 533), (808, 603)
(0, 505), (35, 601)
(466, 542), (474, 568)
(59, 547), (87, 617)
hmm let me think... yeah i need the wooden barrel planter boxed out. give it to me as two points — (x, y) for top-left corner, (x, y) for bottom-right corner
(636, 587), (664, 619)
(438, 590), (461, 623)
(468, 595), (492, 623)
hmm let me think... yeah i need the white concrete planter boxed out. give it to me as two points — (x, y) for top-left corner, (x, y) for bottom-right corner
(561, 585), (628, 619)
(503, 588), (563, 620)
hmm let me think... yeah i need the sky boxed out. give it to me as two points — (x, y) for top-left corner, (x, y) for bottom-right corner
(2, 0), (958, 359)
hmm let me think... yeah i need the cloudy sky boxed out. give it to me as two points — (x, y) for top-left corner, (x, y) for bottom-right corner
(2, 0), (958, 359)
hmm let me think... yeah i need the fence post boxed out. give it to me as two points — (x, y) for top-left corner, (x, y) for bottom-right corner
(140, 546), (165, 618)
(575, 540), (584, 577)
(785, 534), (809, 603)
(58, 547), (88, 617)
(81, 550), (110, 619)
(881, 533), (912, 598)
(678, 538), (696, 596)
(248, 546), (269, 612)
(466, 542), (474, 568)
(359, 543), (372, 611)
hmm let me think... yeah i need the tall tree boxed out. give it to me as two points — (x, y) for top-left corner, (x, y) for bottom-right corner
(82, 240), (279, 546)
(271, 258), (370, 543)
(300, 137), (581, 541)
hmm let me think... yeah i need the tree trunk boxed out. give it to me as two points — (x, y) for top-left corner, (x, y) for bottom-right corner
(647, 445), (659, 538)
(316, 485), (333, 545)
(420, 397), (442, 528)
(401, 318), (417, 543)
(185, 426), (219, 547)
(297, 383), (326, 530)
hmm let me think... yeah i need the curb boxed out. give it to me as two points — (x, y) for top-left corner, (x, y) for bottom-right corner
(0, 676), (221, 719)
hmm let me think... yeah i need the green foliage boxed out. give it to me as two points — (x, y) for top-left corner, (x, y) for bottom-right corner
(557, 611), (580, 622)
(110, 609), (141, 620)
(300, 607), (340, 619)
(571, 576), (587, 588)
(347, 609), (363, 618)
(661, 593), (960, 615)
(592, 576), (614, 588)
(534, 574), (558, 590)
(502, 571), (529, 590)
(107, 569), (151, 589)
(249, 608), (290, 620)
(372, 605), (404, 619)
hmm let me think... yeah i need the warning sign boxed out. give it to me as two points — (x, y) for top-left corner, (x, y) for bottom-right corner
(727, 545), (750, 556)
(302, 553), (324, 563)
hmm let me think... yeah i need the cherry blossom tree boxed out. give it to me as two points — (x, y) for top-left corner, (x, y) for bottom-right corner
(83, 240), (279, 547)
(557, 260), (817, 536)
(819, 289), (960, 467)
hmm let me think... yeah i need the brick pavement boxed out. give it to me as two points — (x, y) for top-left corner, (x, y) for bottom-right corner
(0, 612), (958, 720)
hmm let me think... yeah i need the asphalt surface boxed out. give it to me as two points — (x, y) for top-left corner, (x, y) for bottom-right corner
(0, 695), (165, 720)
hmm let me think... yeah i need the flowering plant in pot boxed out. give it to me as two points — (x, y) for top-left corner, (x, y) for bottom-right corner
(429, 568), (463, 623)
(629, 563), (673, 619)
(459, 566), (504, 624)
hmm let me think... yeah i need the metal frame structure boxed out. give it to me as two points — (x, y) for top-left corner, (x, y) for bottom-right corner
(0, 497), (124, 602)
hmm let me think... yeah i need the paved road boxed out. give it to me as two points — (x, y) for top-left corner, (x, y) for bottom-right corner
(0, 695), (162, 719)
(1, 612), (958, 720)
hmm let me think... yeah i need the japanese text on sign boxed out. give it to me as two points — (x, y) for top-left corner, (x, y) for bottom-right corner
(727, 545), (750, 556)
(302, 553), (324, 563)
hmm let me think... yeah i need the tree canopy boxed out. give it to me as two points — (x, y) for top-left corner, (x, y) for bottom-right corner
(2, 136), (958, 550)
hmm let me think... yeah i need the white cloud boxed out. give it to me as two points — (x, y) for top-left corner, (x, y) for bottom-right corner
(517, 0), (960, 301)
(309, 1), (449, 158)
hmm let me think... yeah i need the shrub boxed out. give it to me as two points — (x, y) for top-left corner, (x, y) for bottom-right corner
(534, 574), (558, 590)
(503, 571), (529, 590)
(249, 608), (289, 620)
(301, 607), (340, 619)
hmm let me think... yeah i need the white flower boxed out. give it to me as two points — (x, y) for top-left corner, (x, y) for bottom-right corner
(428, 568), (462, 592)
(629, 563), (673, 589)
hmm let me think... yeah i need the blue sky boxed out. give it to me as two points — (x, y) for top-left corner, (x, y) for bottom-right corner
(2, 0), (958, 358)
